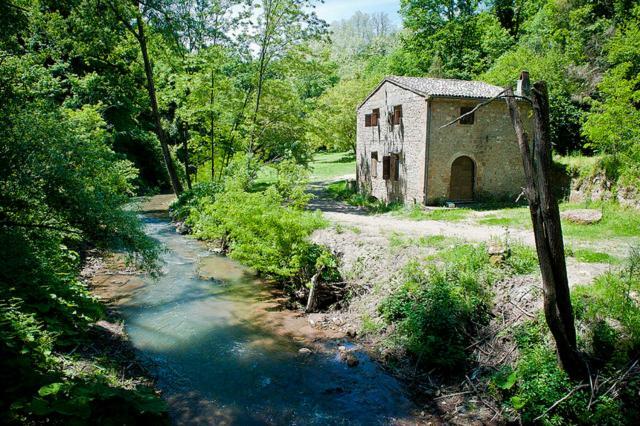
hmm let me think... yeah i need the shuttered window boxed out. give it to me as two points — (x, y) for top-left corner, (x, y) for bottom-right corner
(459, 106), (475, 125)
(371, 152), (378, 178)
(372, 108), (380, 126)
(390, 153), (400, 181)
(382, 155), (390, 180)
(365, 114), (372, 127)
(393, 105), (402, 125)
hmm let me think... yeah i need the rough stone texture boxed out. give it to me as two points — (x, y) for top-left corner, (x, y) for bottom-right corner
(561, 209), (603, 225)
(357, 78), (530, 205)
(569, 173), (640, 210)
(356, 80), (427, 204)
(425, 98), (530, 203)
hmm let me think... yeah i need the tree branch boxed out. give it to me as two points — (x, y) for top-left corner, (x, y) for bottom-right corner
(439, 91), (531, 129)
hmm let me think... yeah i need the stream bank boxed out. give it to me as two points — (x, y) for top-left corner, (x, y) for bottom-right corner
(87, 201), (432, 425)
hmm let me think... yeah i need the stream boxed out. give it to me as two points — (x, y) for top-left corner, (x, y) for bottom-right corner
(118, 216), (420, 425)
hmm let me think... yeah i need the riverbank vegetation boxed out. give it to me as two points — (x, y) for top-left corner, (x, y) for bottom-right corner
(3, 0), (640, 423)
(172, 161), (341, 305)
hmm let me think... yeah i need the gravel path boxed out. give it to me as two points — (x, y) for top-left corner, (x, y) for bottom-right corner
(308, 181), (615, 286)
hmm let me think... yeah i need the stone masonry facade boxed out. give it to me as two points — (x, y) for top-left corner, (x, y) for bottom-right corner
(356, 77), (531, 205)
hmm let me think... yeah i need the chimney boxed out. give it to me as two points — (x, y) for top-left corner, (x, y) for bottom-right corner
(516, 70), (531, 96)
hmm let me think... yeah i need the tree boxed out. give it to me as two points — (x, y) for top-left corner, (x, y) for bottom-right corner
(583, 5), (640, 185)
(104, 0), (184, 195)
(306, 76), (379, 154)
(505, 82), (585, 380)
(247, 0), (327, 163)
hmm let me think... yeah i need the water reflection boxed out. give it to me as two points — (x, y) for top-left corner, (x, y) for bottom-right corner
(120, 217), (418, 425)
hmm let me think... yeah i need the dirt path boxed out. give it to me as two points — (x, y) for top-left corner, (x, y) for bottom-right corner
(308, 181), (614, 286)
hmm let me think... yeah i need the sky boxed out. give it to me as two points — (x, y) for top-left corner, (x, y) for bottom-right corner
(314, 0), (401, 24)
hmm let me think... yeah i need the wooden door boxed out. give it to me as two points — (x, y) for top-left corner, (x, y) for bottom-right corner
(449, 156), (474, 201)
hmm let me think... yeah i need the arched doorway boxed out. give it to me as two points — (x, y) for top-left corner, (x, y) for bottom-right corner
(449, 156), (475, 201)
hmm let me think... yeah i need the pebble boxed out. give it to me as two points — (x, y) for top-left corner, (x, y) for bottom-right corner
(298, 347), (312, 355)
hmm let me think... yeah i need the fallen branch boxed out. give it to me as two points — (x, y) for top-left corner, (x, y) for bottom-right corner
(600, 359), (638, 399)
(434, 390), (473, 400)
(533, 384), (589, 421)
(439, 91), (531, 129)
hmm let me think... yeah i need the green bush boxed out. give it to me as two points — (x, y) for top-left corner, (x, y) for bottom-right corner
(379, 243), (537, 371)
(170, 181), (222, 222)
(185, 161), (338, 288)
(326, 180), (401, 213)
(497, 248), (640, 425)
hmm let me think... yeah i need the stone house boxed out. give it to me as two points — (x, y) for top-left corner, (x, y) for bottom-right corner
(356, 75), (531, 205)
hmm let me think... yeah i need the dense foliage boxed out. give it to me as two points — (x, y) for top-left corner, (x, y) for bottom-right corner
(379, 243), (537, 371)
(493, 248), (640, 424)
(173, 160), (338, 291)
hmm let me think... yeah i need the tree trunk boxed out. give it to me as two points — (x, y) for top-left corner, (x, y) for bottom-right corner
(505, 84), (585, 380)
(305, 267), (323, 313)
(135, 7), (183, 195)
(210, 68), (215, 181)
(183, 122), (192, 190)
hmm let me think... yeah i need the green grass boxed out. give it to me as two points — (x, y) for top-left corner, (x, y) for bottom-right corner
(477, 202), (640, 241)
(393, 204), (472, 222)
(570, 249), (620, 264)
(310, 151), (356, 181)
(326, 180), (401, 213)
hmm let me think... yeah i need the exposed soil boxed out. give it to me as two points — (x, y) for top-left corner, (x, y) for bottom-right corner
(304, 181), (621, 424)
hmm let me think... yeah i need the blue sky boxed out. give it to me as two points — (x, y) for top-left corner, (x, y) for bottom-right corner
(315, 0), (401, 24)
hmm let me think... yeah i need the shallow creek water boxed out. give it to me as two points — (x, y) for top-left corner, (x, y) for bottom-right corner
(119, 216), (419, 425)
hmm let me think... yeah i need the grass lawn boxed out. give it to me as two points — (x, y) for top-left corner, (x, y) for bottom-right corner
(478, 202), (640, 240)
(254, 151), (355, 190)
(310, 151), (356, 181)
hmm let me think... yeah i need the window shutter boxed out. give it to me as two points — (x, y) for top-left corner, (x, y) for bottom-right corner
(371, 151), (378, 178)
(392, 153), (400, 180)
(393, 105), (402, 125)
(382, 155), (391, 180)
(372, 108), (380, 126)
(459, 106), (475, 125)
(365, 114), (372, 127)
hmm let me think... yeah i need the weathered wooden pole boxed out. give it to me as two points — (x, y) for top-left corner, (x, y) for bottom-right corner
(505, 82), (586, 380)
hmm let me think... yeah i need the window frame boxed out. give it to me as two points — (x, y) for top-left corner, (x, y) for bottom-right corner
(459, 106), (475, 125)
(393, 105), (403, 126)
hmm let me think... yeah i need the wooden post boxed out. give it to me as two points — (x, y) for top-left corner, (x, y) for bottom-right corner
(505, 83), (586, 380)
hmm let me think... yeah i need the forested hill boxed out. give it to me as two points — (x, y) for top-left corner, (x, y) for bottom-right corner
(2, 1), (638, 195)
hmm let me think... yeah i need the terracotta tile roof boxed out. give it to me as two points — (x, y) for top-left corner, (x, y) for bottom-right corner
(387, 76), (505, 99)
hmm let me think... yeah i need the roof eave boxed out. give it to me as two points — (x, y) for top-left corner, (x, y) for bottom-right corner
(356, 77), (426, 111)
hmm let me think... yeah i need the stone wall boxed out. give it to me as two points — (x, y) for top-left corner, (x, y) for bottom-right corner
(425, 98), (530, 204)
(356, 81), (427, 204)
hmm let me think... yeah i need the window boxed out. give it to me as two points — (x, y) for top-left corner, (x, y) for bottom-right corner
(382, 155), (390, 180)
(371, 152), (378, 177)
(459, 106), (475, 125)
(382, 153), (400, 181)
(365, 109), (380, 127)
(371, 108), (380, 126)
(393, 105), (403, 126)
(390, 153), (400, 181)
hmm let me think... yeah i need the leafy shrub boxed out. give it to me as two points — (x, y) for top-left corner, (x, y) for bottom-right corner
(326, 180), (401, 213)
(170, 181), (222, 222)
(185, 161), (338, 288)
(497, 248), (640, 424)
(379, 243), (538, 371)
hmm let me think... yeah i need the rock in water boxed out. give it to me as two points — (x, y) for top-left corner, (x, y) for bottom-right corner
(298, 347), (312, 355)
(561, 209), (603, 225)
(339, 351), (359, 367)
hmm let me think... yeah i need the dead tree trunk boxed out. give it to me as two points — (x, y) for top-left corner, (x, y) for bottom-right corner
(505, 82), (586, 380)
(305, 267), (324, 313)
